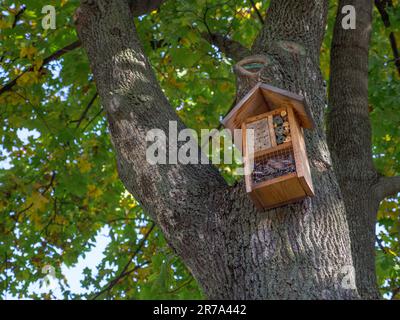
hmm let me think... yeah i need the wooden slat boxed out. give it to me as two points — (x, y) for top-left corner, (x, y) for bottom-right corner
(267, 115), (277, 148)
(243, 121), (264, 209)
(299, 176), (314, 197)
(248, 190), (264, 209)
(242, 122), (252, 193)
(253, 174), (306, 208)
(244, 108), (283, 124)
(287, 107), (314, 196)
(287, 107), (303, 177)
(249, 141), (292, 159)
(241, 108), (285, 154)
(252, 172), (297, 189)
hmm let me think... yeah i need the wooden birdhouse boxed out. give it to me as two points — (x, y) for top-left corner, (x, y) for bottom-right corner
(222, 83), (315, 209)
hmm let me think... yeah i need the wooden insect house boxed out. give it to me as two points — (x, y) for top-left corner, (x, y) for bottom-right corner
(222, 83), (315, 209)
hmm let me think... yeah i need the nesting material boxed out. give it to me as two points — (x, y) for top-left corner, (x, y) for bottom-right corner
(252, 149), (296, 184)
(273, 112), (291, 145)
(246, 118), (271, 152)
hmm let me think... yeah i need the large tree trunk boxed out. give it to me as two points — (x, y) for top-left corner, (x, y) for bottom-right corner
(327, 0), (380, 299)
(75, 0), (360, 299)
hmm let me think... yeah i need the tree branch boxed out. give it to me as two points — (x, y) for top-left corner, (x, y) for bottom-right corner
(249, 0), (264, 24)
(75, 0), (226, 221)
(73, 92), (98, 129)
(12, 5), (26, 28)
(0, 40), (81, 96)
(128, 0), (166, 16)
(81, 107), (104, 132)
(1, 1), (167, 97)
(374, 0), (400, 76)
(374, 176), (400, 201)
(91, 223), (155, 300)
(201, 32), (251, 62)
(375, 235), (388, 254)
(166, 277), (194, 294)
(75, 1), (228, 289)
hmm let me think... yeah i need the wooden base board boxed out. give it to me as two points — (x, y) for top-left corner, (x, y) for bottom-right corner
(248, 172), (313, 210)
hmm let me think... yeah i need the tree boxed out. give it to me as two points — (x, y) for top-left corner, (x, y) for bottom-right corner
(0, 0), (399, 300)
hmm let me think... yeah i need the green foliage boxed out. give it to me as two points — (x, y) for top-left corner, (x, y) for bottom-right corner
(0, 0), (398, 299)
(368, 3), (400, 300)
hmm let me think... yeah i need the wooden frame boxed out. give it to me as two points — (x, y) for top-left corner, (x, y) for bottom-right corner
(242, 107), (314, 209)
(221, 82), (315, 210)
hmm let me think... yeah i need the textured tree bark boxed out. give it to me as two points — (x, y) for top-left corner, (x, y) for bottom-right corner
(76, 0), (359, 299)
(327, 0), (380, 299)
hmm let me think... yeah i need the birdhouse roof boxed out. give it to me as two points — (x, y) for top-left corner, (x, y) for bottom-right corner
(221, 83), (315, 132)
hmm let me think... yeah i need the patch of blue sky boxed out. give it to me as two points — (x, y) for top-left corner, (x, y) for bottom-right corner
(10, 226), (113, 299)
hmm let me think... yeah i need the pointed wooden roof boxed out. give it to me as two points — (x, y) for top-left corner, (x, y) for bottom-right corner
(222, 83), (315, 132)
